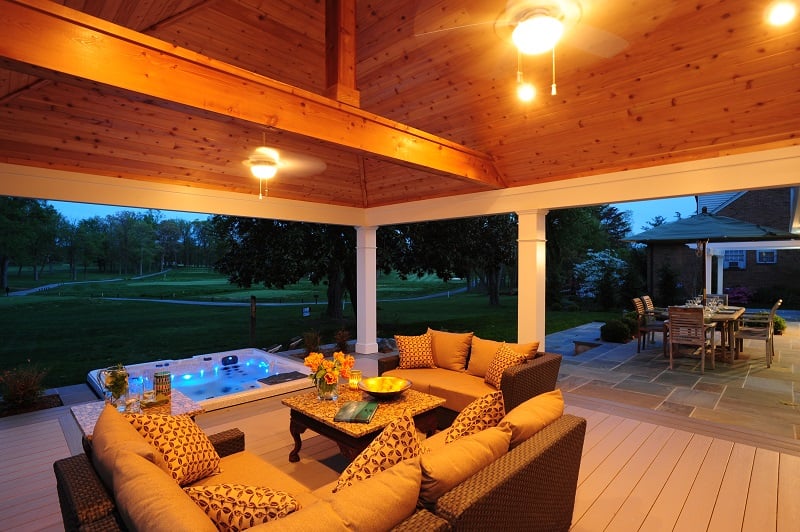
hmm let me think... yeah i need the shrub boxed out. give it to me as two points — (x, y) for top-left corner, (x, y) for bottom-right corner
(726, 286), (753, 306)
(303, 329), (321, 354)
(334, 328), (351, 352)
(600, 320), (631, 343)
(774, 314), (787, 335)
(0, 361), (46, 408)
(621, 312), (639, 336)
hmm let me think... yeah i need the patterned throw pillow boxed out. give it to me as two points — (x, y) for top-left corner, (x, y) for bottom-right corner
(484, 343), (527, 389)
(184, 484), (299, 531)
(444, 390), (505, 443)
(395, 333), (436, 369)
(334, 412), (423, 492)
(126, 413), (221, 486)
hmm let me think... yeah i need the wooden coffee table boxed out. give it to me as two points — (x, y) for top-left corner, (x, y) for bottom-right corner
(281, 385), (445, 462)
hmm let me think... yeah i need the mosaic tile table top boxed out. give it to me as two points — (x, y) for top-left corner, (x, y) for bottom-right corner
(70, 389), (204, 438)
(282, 385), (445, 438)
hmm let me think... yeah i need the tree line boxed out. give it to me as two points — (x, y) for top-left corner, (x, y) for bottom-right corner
(0, 198), (221, 289)
(2, 197), (645, 316)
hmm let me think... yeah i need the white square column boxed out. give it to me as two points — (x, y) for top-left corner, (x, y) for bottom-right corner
(517, 210), (548, 349)
(355, 226), (379, 354)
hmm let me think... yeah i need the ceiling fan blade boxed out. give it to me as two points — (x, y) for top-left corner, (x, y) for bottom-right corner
(413, 0), (504, 37)
(278, 152), (327, 178)
(565, 22), (629, 58)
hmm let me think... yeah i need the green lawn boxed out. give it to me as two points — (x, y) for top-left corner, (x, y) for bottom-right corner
(1, 268), (617, 387)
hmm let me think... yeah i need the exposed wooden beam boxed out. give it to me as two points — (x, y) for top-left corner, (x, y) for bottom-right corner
(325, 0), (360, 107)
(0, 0), (504, 189)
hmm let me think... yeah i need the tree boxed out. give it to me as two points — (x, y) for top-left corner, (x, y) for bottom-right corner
(381, 215), (517, 306)
(211, 217), (356, 319)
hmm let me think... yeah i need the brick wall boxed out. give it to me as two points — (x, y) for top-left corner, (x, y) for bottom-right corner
(648, 188), (799, 304)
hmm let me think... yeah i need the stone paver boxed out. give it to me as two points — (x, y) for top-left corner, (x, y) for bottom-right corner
(553, 320), (800, 440)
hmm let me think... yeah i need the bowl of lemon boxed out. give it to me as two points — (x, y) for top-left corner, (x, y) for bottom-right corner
(358, 376), (412, 399)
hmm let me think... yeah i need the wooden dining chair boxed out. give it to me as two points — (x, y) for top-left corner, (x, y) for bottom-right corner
(632, 297), (667, 354)
(668, 306), (717, 373)
(734, 299), (782, 367)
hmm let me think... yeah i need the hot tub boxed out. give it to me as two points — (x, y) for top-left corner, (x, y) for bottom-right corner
(87, 348), (312, 411)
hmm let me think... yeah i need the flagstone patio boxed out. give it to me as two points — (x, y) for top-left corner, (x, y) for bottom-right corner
(549, 317), (800, 441)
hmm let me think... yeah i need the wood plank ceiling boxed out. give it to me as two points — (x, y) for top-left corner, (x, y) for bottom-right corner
(0, 0), (798, 209)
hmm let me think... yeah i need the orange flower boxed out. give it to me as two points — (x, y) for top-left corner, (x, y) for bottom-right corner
(304, 351), (356, 383)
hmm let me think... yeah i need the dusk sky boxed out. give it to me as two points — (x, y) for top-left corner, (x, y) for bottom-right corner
(49, 196), (698, 236)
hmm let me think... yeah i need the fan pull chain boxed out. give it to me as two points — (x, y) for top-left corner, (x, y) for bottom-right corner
(259, 178), (267, 200)
(551, 47), (557, 96)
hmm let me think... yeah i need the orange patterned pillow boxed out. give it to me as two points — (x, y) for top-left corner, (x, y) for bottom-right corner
(334, 412), (423, 492)
(126, 413), (221, 486)
(484, 343), (527, 389)
(445, 391), (505, 443)
(184, 484), (299, 530)
(395, 333), (436, 369)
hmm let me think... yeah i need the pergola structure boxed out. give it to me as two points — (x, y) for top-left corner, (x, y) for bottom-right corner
(1, 1), (799, 351)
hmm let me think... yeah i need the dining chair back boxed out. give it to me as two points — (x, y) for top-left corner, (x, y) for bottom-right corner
(668, 306), (716, 373)
(632, 298), (666, 353)
(734, 299), (782, 367)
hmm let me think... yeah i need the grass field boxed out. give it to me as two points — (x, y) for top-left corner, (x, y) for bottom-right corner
(1, 268), (617, 388)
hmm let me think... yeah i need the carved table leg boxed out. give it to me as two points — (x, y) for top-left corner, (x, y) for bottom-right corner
(288, 417), (307, 462)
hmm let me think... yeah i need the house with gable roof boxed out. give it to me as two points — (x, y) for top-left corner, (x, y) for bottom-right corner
(645, 187), (800, 306)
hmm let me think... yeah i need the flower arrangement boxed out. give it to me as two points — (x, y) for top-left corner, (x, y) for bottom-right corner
(304, 351), (355, 400)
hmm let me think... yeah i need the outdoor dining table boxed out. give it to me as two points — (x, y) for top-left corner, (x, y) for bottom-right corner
(654, 305), (746, 363)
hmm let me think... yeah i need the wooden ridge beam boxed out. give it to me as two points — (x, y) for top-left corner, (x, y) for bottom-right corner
(0, 0), (505, 189)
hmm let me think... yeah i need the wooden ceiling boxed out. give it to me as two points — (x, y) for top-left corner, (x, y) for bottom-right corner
(0, 0), (798, 209)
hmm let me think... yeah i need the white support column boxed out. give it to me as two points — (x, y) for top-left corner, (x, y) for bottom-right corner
(355, 226), (379, 354)
(715, 252), (724, 294)
(517, 210), (548, 349)
(705, 246), (713, 296)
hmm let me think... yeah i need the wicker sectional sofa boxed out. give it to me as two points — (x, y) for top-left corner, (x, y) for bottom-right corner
(379, 329), (562, 426)
(55, 399), (586, 531)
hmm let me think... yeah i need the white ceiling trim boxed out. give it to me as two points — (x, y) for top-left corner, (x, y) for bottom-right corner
(2, 145), (800, 227)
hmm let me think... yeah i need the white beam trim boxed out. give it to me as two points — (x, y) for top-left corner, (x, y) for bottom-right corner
(0, 163), (364, 226)
(4, 145), (800, 227)
(365, 146), (800, 226)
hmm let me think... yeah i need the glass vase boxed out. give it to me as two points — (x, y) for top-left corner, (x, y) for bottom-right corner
(315, 377), (339, 401)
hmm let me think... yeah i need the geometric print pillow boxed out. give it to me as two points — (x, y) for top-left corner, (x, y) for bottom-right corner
(334, 411), (423, 493)
(444, 391), (505, 444)
(395, 333), (436, 369)
(484, 342), (527, 389)
(183, 484), (299, 531)
(126, 413), (221, 486)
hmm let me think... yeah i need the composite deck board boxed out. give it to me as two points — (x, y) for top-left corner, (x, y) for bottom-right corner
(707, 443), (756, 531)
(776, 453), (800, 531)
(741, 448), (779, 531)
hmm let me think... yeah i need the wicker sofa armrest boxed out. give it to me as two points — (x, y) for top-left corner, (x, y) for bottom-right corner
(391, 509), (450, 531)
(500, 352), (562, 412)
(377, 354), (401, 375)
(434, 414), (586, 532)
(208, 428), (245, 457)
(54, 453), (121, 532)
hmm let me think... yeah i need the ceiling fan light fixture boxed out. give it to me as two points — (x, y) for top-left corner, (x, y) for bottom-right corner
(512, 13), (564, 55)
(248, 160), (278, 179)
(766, 1), (797, 26)
(517, 81), (536, 102)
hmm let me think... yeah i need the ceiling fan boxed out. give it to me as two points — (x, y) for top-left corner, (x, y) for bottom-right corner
(243, 145), (327, 199)
(415, 0), (628, 59)
(414, 1), (629, 100)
